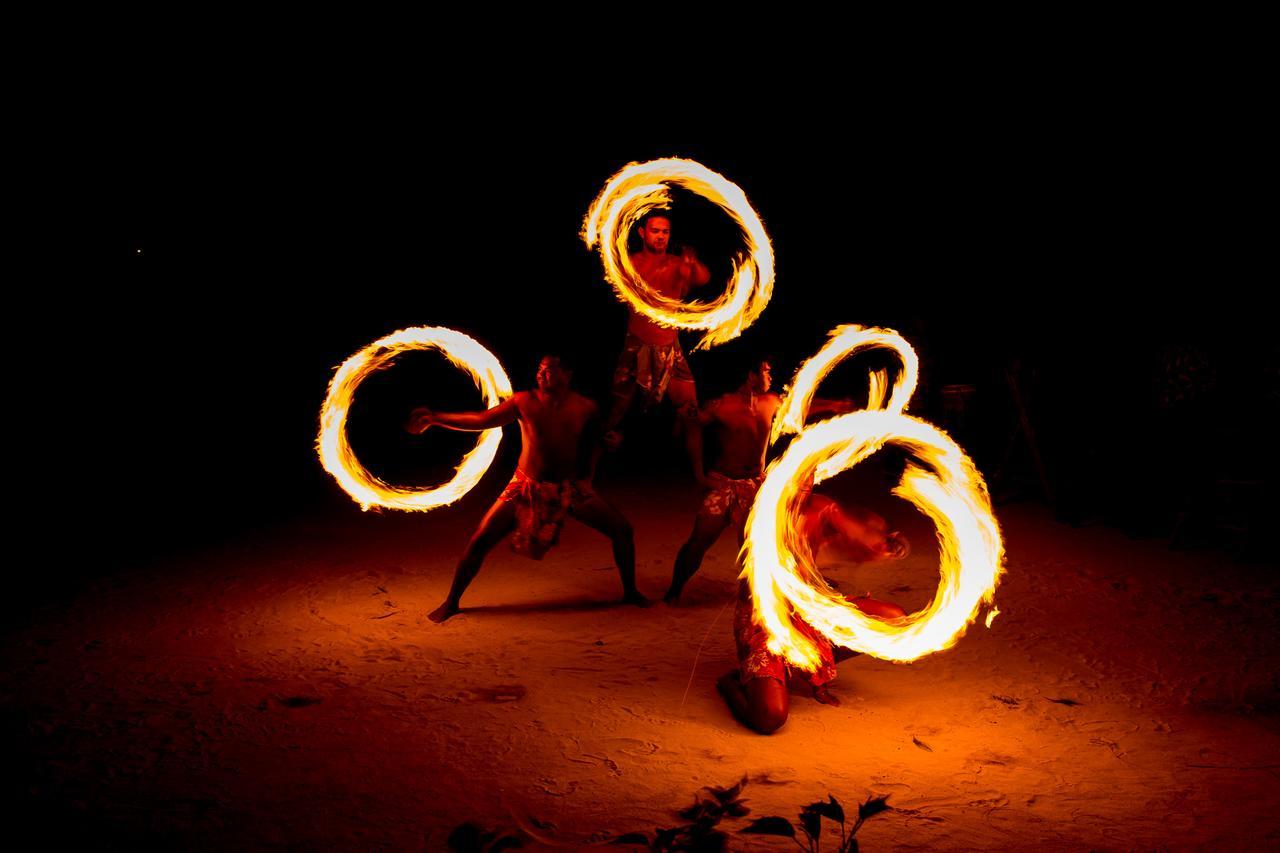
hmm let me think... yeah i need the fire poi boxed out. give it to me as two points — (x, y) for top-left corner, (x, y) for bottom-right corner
(581, 157), (775, 351)
(743, 325), (1005, 666)
(316, 326), (513, 512)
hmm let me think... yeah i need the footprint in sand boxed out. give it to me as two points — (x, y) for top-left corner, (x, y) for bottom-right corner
(603, 736), (660, 757)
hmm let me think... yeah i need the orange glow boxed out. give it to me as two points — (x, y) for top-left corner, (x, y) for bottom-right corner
(743, 327), (1004, 666)
(581, 157), (774, 351)
(317, 327), (513, 512)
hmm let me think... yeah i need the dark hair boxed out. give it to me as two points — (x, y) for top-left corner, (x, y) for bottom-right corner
(538, 352), (576, 372)
(743, 352), (773, 379)
(637, 210), (674, 229)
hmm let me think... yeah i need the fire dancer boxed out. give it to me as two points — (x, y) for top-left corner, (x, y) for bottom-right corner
(662, 355), (908, 732)
(664, 358), (854, 603)
(718, 501), (909, 734)
(407, 354), (648, 623)
(603, 212), (712, 446)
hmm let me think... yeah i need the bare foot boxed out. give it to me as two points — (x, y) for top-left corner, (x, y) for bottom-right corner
(428, 601), (460, 623)
(621, 591), (652, 608)
(813, 685), (841, 706)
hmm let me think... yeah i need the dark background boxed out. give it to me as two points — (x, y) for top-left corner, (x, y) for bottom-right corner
(40, 92), (1274, 604)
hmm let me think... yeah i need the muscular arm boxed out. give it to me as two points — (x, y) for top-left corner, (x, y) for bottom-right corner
(679, 247), (711, 294)
(823, 501), (910, 561)
(407, 394), (521, 433)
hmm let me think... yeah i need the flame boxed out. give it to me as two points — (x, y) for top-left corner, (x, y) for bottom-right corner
(317, 327), (513, 512)
(985, 607), (1000, 628)
(771, 324), (919, 445)
(581, 157), (774, 351)
(742, 327), (1004, 666)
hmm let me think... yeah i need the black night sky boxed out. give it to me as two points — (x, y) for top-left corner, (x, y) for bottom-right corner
(68, 99), (1270, 579)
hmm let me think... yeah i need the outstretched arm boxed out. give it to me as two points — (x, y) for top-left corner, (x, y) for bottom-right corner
(406, 394), (521, 433)
(824, 501), (911, 561)
(807, 396), (857, 417)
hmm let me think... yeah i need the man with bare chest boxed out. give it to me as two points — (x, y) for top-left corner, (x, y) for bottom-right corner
(605, 212), (711, 441)
(666, 358), (904, 603)
(719, 498), (908, 733)
(407, 355), (647, 622)
(666, 359), (810, 602)
(663, 359), (909, 732)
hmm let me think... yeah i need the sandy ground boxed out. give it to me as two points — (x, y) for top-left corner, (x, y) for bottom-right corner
(4, 477), (1279, 850)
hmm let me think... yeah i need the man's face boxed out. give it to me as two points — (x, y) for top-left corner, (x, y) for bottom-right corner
(639, 216), (671, 253)
(536, 356), (569, 391)
(750, 361), (773, 394)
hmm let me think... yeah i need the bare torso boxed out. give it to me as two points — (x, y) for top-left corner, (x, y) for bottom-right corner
(626, 251), (697, 345)
(514, 389), (600, 481)
(705, 392), (783, 478)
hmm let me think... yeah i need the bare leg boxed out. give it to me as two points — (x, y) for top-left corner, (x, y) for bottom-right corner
(429, 498), (517, 623)
(666, 509), (731, 603)
(604, 381), (637, 436)
(569, 493), (648, 606)
(717, 671), (789, 734)
(592, 383), (638, 477)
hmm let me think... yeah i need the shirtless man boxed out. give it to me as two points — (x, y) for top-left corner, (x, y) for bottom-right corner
(662, 357), (908, 732)
(664, 358), (854, 603)
(605, 212), (712, 442)
(407, 354), (648, 623)
(718, 501), (909, 734)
